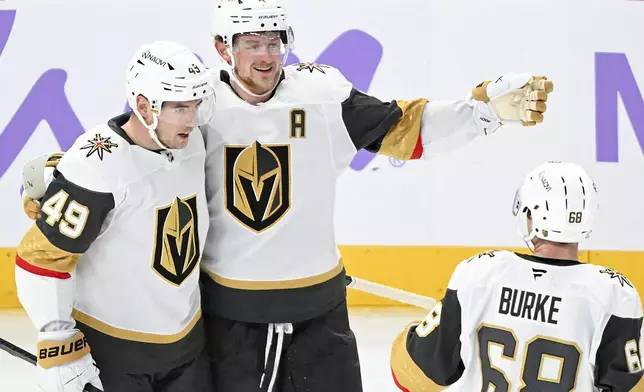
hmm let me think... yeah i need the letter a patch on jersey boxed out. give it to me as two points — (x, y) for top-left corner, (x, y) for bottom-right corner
(224, 141), (291, 233)
(151, 195), (201, 286)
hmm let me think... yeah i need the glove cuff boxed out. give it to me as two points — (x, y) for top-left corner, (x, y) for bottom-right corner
(37, 330), (91, 369)
(467, 93), (502, 136)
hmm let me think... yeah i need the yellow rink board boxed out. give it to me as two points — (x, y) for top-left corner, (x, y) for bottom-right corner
(0, 246), (642, 309)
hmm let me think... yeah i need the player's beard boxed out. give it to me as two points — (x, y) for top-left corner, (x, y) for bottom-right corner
(238, 64), (281, 95)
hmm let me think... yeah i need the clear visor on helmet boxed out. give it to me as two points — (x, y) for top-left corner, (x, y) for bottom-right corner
(157, 91), (215, 127)
(231, 31), (290, 66)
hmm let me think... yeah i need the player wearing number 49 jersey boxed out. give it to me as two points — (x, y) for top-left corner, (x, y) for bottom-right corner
(391, 161), (644, 392)
(15, 41), (215, 392)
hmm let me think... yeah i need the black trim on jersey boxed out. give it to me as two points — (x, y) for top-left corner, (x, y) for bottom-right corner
(107, 113), (136, 146)
(107, 112), (165, 154)
(594, 315), (643, 391)
(75, 317), (205, 374)
(219, 70), (286, 103)
(35, 172), (115, 254)
(406, 289), (465, 386)
(200, 268), (347, 323)
(341, 88), (404, 152)
(515, 252), (582, 267)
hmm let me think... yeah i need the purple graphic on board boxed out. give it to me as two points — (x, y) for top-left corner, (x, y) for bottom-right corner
(0, 10), (85, 179)
(0, 12), (384, 178)
(595, 52), (644, 162)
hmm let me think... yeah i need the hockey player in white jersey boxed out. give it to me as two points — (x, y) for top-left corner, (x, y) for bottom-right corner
(197, 1), (555, 391)
(15, 41), (215, 392)
(19, 4), (555, 390)
(391, 161), (644, 391)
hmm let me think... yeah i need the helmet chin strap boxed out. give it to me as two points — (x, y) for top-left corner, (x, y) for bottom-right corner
(523, 231), (537, 253)
(518, 213), (538, 253)
(133, 109), (178, 163)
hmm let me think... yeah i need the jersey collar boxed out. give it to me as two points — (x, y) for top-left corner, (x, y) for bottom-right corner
(515, 252), (582, 267)
(107, 112), (163, 155)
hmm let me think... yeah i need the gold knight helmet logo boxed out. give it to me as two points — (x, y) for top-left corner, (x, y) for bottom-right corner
(224, 141), (291, 233)
(151, 195), (200, 286)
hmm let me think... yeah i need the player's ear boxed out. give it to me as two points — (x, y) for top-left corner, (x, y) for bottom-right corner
(136, 95), (150, 115)
(214, 37), (232, 65)
(135, 95), (154, 125)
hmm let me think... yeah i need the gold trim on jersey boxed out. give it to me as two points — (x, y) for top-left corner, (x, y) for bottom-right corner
(633, 375), (644, 391)
(224, 142), (291, 234)
(379, 98), (428, 160)
(150, 195), (201, 287)
(17, 224), (81, 273)
(71, 308), (202, 344)
(204, 261), (343, 290)
(390, 323), (445, 391)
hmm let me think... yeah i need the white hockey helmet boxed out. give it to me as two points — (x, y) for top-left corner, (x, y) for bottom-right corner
(512, 161), (599, 250)
(210, 0), (294, 98)
(126, 41), (215, 150)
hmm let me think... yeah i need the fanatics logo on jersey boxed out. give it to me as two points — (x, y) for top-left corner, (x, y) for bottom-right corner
(151, 195), (201, 286)
(80, 134), (118, 160)
(295, 62), (330, 74)
(224, 141), (291, 234)
(599, 268), (633, 288)
(532, 268), (547, 279)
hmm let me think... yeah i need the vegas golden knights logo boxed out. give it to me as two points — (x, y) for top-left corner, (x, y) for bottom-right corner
(224, 141), (291, 233)
(151, 195), (200, 286)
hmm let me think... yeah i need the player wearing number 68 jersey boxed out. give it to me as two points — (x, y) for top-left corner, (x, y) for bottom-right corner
(391, 161), (644, 392)
(15, 41), (215, 392)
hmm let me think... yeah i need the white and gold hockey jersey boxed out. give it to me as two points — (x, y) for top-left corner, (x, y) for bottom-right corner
(15, 113), (209, 372)
(391, 250), (644, 392)
(199, 64), (485, 323)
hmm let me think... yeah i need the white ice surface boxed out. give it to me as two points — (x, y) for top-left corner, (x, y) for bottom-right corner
(0, 307), (430, 392)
